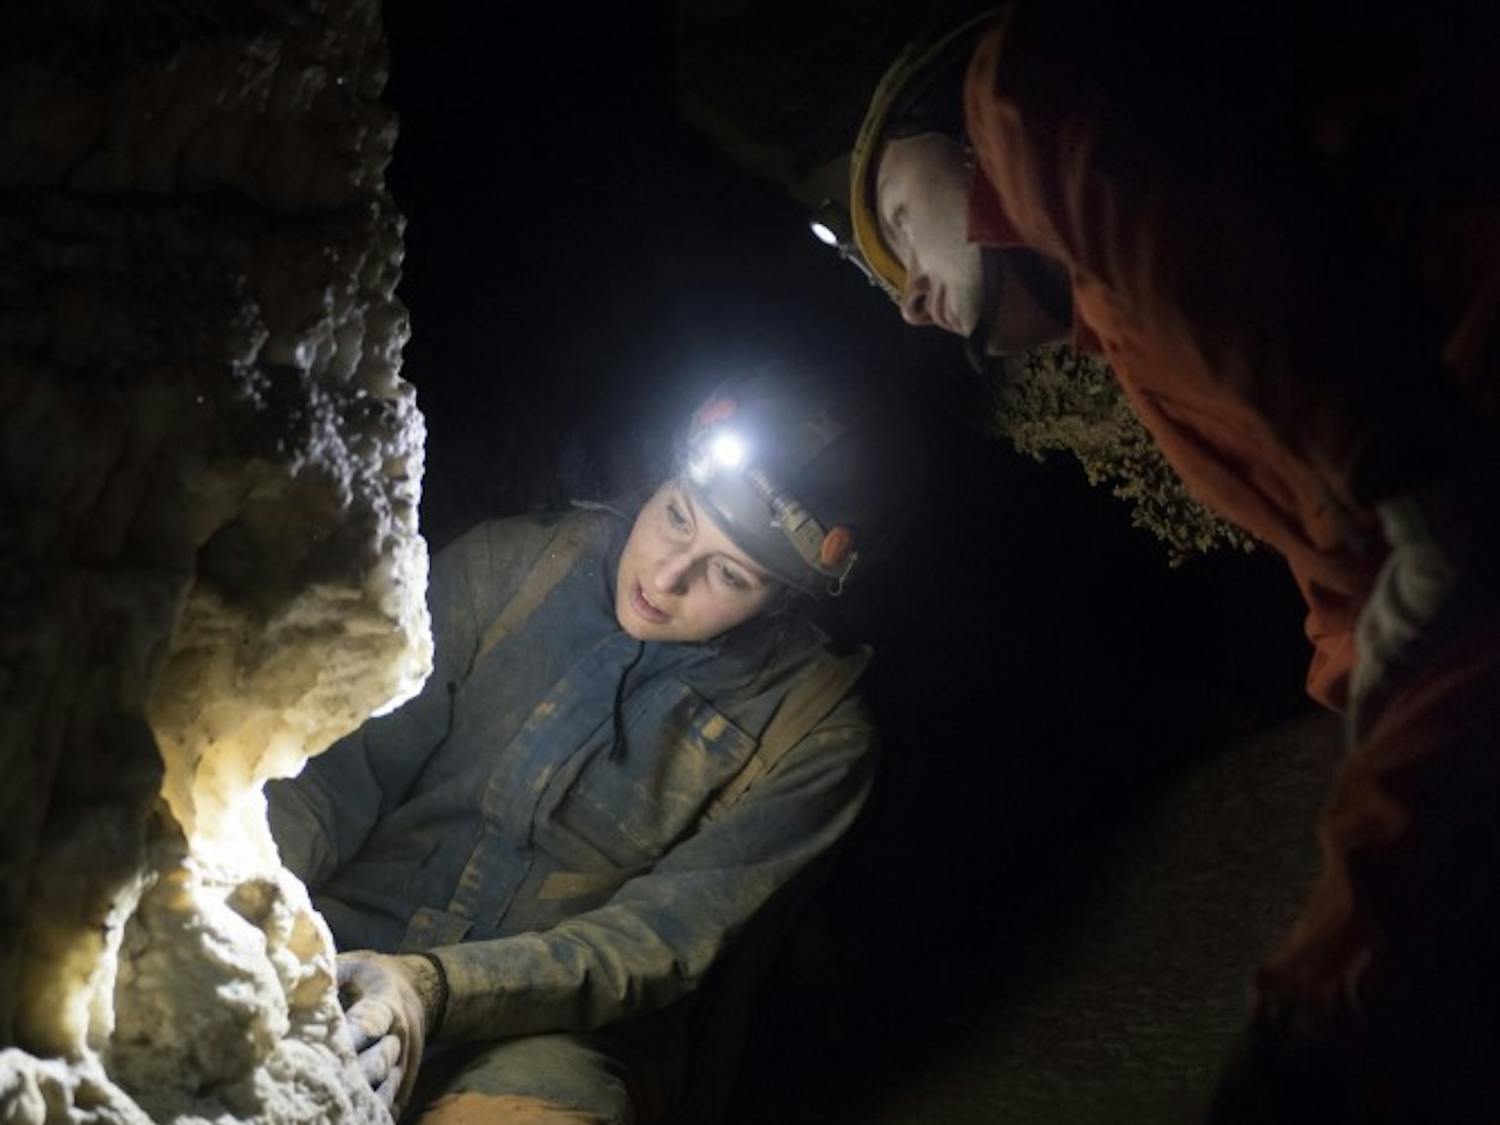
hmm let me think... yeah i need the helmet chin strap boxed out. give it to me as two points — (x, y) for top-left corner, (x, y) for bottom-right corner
(1012, 247), (1074, 333)
(962, 246), (1074, 371)
(964, 245), (1006, 373)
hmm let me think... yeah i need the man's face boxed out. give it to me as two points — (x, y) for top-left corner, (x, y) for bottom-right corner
(875, 131), (1068, 354)
(875, 131), (986, 337)
(615, 479), (780, 643)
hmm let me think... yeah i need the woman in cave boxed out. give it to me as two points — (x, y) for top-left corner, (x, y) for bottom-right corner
(267, 366), (918, 1124)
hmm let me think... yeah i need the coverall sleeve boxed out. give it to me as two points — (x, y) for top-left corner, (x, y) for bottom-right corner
(268, 519), (541, 887)
(426, 696), (878, 1044)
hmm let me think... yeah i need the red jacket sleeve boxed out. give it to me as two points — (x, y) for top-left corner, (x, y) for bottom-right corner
(958, 9), (1500, 707)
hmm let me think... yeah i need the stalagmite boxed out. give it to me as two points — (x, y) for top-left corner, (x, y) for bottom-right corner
(0, 2), (432, 1121)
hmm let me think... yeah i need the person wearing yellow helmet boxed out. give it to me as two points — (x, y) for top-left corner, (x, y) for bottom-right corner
(841, 1), (1500, 1116)
(847, 6), (1071, 370)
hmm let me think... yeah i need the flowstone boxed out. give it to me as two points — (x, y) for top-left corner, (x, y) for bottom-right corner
(0, 3), (431, 1122)
(991, 345), (1256, 564)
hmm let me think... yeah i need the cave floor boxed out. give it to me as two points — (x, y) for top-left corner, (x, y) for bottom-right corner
(730, 710), (1342, 1125)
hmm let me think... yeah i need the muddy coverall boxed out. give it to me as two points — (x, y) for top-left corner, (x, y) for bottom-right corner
(268, 506), (876, 1123)
(962, 2), (1500, 1114)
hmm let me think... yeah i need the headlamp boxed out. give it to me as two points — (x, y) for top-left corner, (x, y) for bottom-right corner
(807, 198), (886, 295)
(808, 199), (850, 248)
(686, 426), (747, 484)
(685, 398), (859, 596)
(709, 431), (746, 469)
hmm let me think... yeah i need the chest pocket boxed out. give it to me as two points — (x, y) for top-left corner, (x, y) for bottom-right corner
(548, 681), (757, 867)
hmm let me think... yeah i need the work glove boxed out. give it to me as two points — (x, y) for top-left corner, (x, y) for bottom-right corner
(1348, 468), (1499, 738)
(337, 950), (445, 1117)
(1347, 495), (1457, 736)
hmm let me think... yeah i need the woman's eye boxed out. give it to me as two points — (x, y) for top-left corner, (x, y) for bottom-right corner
(887, 206), (913, 265)
(665, 502), (690, 533)
(715, 562), (748, 591)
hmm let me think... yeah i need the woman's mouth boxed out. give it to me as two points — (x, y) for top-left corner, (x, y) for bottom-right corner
(936, 288), (957, 334)
(631, 580), (669, 624)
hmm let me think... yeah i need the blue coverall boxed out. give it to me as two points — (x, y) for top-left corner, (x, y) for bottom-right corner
(267, 504), (876, 1120)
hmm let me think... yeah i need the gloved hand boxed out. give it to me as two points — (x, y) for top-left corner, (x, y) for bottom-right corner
(1349, 470), (1499, 738)
(1348, 494), (1458, 735)
(337, 950), (445, 1117)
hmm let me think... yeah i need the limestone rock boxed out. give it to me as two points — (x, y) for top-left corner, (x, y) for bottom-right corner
(992, 345), (1255, 564)
(0, 2), (430, 1121)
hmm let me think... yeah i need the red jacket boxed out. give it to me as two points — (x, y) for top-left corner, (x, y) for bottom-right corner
(961, 9), (1500, 710)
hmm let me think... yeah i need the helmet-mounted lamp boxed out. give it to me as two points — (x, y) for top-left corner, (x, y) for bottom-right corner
(709, 431), (746, 470)
(807, 198), (889, 296)
(809, 198), (850, 248)
(684, 398), (860, 597)
(685, 412), (748, 485)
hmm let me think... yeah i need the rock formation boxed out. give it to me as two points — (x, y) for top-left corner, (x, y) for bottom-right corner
(992, 346), (1255, 564)
(0, 2), (431, 1121)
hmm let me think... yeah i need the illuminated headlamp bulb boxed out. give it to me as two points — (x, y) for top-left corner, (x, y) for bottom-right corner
(686, 427), (747, 483)
(710, 431), (746, 469)
(809, 199), (852, 249)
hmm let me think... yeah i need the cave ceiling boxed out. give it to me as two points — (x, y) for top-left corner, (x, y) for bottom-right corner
(673, 0), (982, 206)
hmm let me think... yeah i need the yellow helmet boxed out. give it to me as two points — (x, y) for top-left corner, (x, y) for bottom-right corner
(848, 6), (1009, 301)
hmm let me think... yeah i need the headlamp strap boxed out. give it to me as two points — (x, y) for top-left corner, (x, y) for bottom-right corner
(746, 465), (860, 588)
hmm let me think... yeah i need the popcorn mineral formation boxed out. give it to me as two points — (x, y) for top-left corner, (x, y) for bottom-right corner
(0, 2), (432, 1121)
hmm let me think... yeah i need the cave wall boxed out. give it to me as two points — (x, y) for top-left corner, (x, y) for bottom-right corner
(0, 1), (430, 1120)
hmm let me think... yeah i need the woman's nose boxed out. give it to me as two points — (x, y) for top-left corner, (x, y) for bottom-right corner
(900, 271), (934, 326)
(652, 550), (693, 593)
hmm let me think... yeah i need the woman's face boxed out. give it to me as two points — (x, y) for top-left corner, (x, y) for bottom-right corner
(615, 479), (780, 643)
(876, 132), (984, 337)
(876, 131), (1068, 354)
